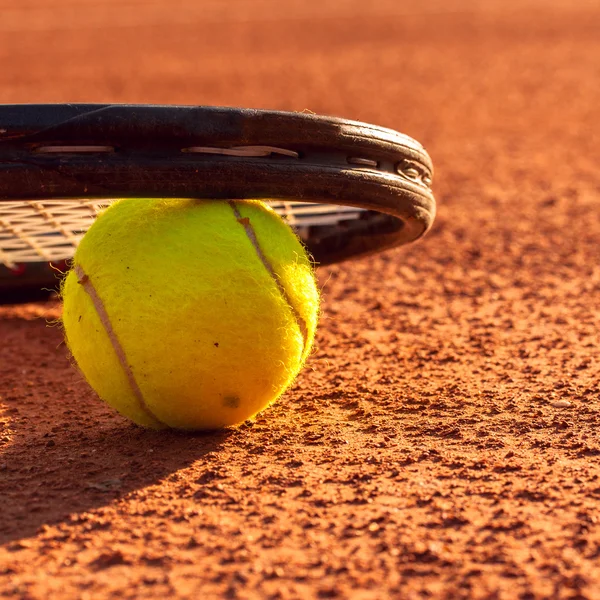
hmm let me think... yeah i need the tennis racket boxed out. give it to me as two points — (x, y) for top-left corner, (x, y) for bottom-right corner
(0, 104), (435, 304)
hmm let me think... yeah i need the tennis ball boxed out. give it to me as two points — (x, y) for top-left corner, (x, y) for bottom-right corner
(61, 198), (319, 430)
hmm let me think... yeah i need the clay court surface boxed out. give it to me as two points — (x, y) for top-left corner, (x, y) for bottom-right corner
(1, 1), (600, 598)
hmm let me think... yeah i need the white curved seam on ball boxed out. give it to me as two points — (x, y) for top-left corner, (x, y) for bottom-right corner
(74, 263), (167, 428)
(228, 201), (309, 348)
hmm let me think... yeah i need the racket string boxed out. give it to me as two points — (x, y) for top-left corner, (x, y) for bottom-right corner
(0, 200), (366, 268)
(0, 200), (108, 268)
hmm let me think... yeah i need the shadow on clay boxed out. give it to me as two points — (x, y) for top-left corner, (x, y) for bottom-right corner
(0, 318), (234, 546)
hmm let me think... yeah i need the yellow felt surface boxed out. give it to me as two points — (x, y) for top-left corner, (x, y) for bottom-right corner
(236, 202), (319, 362)
(62, 270), (164, 429)
(61, 198), (319, 430)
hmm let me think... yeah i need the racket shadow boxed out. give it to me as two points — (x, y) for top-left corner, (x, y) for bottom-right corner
(0, 316), (233, 546)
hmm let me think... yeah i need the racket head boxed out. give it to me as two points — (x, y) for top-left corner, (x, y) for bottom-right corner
(0, 104), (435, 304)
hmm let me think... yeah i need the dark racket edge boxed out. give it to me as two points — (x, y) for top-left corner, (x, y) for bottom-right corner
(0, 104), (436, 304)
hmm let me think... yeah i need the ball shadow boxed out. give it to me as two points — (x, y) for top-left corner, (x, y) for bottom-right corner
(0, 316), (233, 546)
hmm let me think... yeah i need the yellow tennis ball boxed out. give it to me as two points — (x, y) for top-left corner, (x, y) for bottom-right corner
(61, 198), (319, 430)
